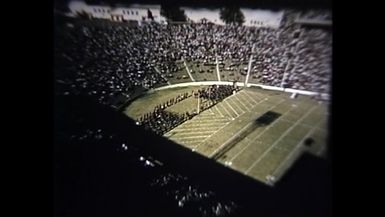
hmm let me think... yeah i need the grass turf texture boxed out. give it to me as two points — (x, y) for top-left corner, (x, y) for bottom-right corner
(123, 86), (329, 185)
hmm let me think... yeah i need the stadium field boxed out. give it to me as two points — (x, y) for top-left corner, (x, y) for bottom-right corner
(123, 86), (329, 185)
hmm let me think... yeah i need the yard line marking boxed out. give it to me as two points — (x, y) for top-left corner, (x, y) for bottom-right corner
(207, 108), (215, 115)
(245, 105), (318, 174)
(200, 107), (216, 114)
(195, 115), (216, 119)
(224, 100), (239, 117)
(171, 133), (211, 140)
(170, 140), (203, 147)
(177, 120), (228, 126)
(217, 102), (234, 118)
(175, 123), (227, 129)
(183, 121), (229, 126)
(183, 119), (229, 124)
(227, 97), (246, 114)
(192, 117), (226, 122)
(234, 94), (251, 111)
(189, 115), (228, 121)
(271, 117), (324, 179)
(211, 99), (286, 161)
(193, 95), (272, 150)
(176, 127), (224, 133)
(170, 130), (217, 137)
(228, 99), (290, 163)
(195, 113), (226, 118)
(273, 146), (291, 152)
(169, 92), (272, 151)
(279, 118), (327, 132)
(213, 105), (225, 117)
(247, 91), (265, 101)
(209, 120), (256, 158)
(172, 125), (224, 131)
(170, 132), (213, 138)
(177, 139), (202, 143)
(172, 135), (209, 140)
(166, 108), (220, 132)
(243, 90), (260, 99)
(233, 94), (251, 112)
(238, 92), (257, 108)
(192, 113), (247, 150)
(240, 91), (259, 105)
(180, 121), (229, 126)
(243, 91), (270, 106)
(179, 127), (222, 132)
(171, 137), (200, 142)
(198, 111), (216, 116)
(173, 140), (202, 145)
(235, 93), (253, 108)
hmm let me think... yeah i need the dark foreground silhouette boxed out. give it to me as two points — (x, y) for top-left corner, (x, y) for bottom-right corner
(54, 95), (331, 217)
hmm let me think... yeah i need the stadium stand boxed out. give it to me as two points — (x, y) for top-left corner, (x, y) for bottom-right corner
(55, 9), (331, 132)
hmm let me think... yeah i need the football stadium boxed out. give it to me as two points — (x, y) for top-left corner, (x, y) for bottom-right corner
(125, 84), (329, 185)
(55, 1), (332, 216)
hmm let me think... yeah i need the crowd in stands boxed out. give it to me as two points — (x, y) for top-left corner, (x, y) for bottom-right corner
(55, 9), (332, 108)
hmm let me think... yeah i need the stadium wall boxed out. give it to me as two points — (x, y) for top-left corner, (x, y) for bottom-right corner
(68, 1), (165, 23)
(68, 1), (282, 27)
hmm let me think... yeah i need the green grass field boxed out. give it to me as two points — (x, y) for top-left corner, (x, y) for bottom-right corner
(124, 86), (329, 186)
(124, 86), (201, 119)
